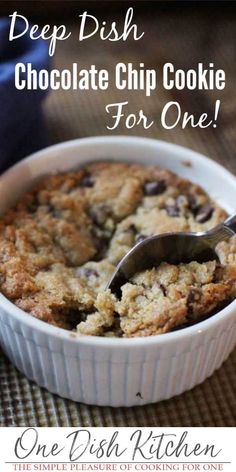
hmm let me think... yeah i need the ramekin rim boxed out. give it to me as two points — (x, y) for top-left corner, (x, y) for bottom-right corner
(1, 135), (236, 188)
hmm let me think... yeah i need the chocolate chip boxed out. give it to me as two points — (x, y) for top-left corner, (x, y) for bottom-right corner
(91, 227), (109, 259)
(93, 233), (108, 252)
(48, 206), (61, 219)
(126, 224), (137, 235)
(159, 284), (167, 296)
(187, 287), (201, 304)
(83, 268), (98, 278)
(195, 204), (213, 223)
(186, 287), (202, 319)
(79, 172), (94, 188)
(165, 204), (180, 217)
(89, 205), (111, 226)
(187, 194), (198, 213)
(143, 180), (166, 196)
(97, 234), (109, 252)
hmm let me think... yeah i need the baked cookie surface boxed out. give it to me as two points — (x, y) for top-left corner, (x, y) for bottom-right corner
(0, 161), (235, 336)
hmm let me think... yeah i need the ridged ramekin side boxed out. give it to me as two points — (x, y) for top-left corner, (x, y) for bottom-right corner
(0, 305), (235, 407)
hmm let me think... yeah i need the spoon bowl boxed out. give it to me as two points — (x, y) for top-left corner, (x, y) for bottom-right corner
(108, 213), (236, 293)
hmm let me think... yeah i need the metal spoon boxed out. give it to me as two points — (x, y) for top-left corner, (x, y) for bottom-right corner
(107, 212), (236, 293)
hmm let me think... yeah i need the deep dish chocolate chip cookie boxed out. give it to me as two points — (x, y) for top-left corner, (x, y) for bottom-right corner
(0, 161), (235, 336)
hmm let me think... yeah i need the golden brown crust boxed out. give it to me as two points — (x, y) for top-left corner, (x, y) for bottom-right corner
(0, 161), (235, 336)
(115, 260), (233, 337)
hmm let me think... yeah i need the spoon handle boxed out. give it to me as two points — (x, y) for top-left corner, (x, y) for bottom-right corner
(223, 212), (236, 233)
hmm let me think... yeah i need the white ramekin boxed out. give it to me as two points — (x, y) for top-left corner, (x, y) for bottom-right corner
(0, 136), (235, 407)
